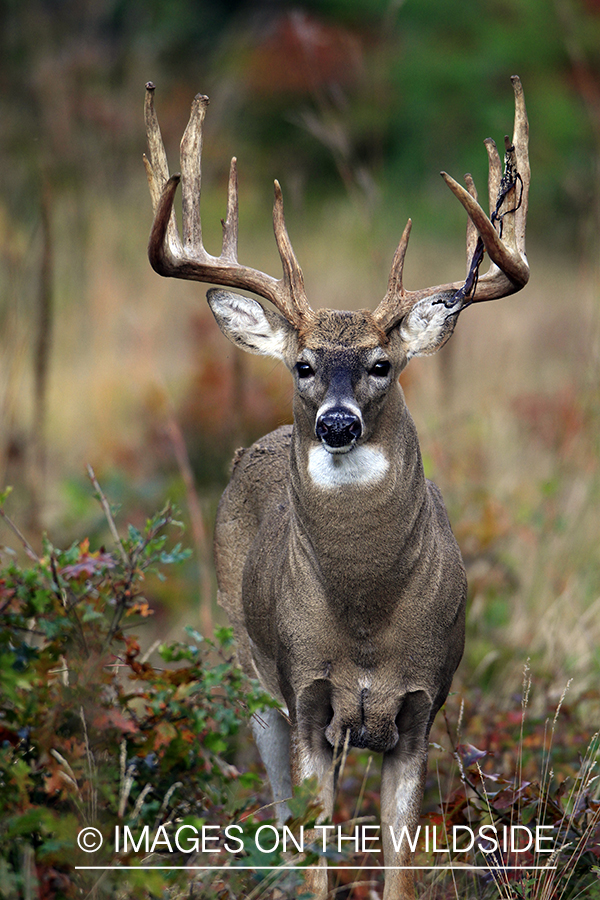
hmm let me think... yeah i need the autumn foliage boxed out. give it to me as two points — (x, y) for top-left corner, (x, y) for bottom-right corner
(0, 490), (278, 899)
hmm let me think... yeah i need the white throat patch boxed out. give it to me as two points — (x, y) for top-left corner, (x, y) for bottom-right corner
(308, 444), (389, 489)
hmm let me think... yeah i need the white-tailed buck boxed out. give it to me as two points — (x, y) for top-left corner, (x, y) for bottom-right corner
(144, 77), (529, 899)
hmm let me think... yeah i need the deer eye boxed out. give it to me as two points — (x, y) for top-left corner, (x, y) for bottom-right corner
(296, 361), (314, 379)
(369, 360), (391, 378)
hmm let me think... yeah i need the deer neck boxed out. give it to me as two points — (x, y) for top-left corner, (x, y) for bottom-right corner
(289, 386), (428, 594)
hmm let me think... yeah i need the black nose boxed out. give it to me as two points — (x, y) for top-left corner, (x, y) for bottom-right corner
(315, 408), (362, 448)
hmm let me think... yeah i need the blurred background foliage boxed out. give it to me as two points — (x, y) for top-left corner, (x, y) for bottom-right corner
(1, 0), (600, 760)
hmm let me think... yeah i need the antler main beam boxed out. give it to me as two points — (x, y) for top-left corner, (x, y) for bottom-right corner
(143, 82), (314, 328)
(373, 75), (530, 332)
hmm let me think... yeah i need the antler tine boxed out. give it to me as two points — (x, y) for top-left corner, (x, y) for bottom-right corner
(373, 76), (530, 333)
(484, 138), (503, 223)
(511, 74), (529, 254)
(388, 219), (413, 298)
(144, 85), (314, 328)
(464, 174), (479, 274)
(222, 157), (239, 262)
(179, 92), (209, 256)
(144, 83), (183, 258)
(373, 220), (414, 331)
(144, 83), (169, 204)
(272, 180), (312, 324)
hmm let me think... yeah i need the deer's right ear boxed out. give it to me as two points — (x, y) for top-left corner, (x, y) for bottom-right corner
(207, 289), (295, 360)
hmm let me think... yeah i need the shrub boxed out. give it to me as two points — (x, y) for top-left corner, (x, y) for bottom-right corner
(0, 486), (275, 899)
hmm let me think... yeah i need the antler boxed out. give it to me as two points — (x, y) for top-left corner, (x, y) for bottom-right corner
(373, 76), (530, 332)
(143, 83), (315, 328)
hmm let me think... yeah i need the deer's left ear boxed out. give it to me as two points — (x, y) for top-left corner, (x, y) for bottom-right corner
(207, 289), (296, 360)
(396, 294), (461, 359)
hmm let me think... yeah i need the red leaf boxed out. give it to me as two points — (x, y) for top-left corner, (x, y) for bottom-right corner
(60, 546), (115, 580)
(153, 721), (177, 750)
(0, 726), (19, 746)
(91, 708), (138, 734)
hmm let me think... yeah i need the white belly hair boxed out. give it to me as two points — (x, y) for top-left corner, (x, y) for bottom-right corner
(308, 443), (389, 488)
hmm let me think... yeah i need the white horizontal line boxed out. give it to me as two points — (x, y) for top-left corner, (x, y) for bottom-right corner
(76, 865), (558, 871)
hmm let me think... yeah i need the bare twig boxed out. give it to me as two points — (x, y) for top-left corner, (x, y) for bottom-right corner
(0, 505), (40, 562)
(86, 464), (128, 567)
(130, 783), (153, 821)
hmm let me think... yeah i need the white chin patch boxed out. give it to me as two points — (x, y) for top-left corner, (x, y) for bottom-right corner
(308, 443), (389, 488)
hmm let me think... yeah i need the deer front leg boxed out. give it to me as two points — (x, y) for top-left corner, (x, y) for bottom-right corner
(380, 691), (432, 900)
(291, 682), (337, 899)
(251, 706), (293, 826)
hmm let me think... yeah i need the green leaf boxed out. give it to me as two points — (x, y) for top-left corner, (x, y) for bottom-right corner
(521, 801), (538, 825)
(127, 524), (143, 544)
(213, 626), (234, 648)
(203, 733), (228, 755)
